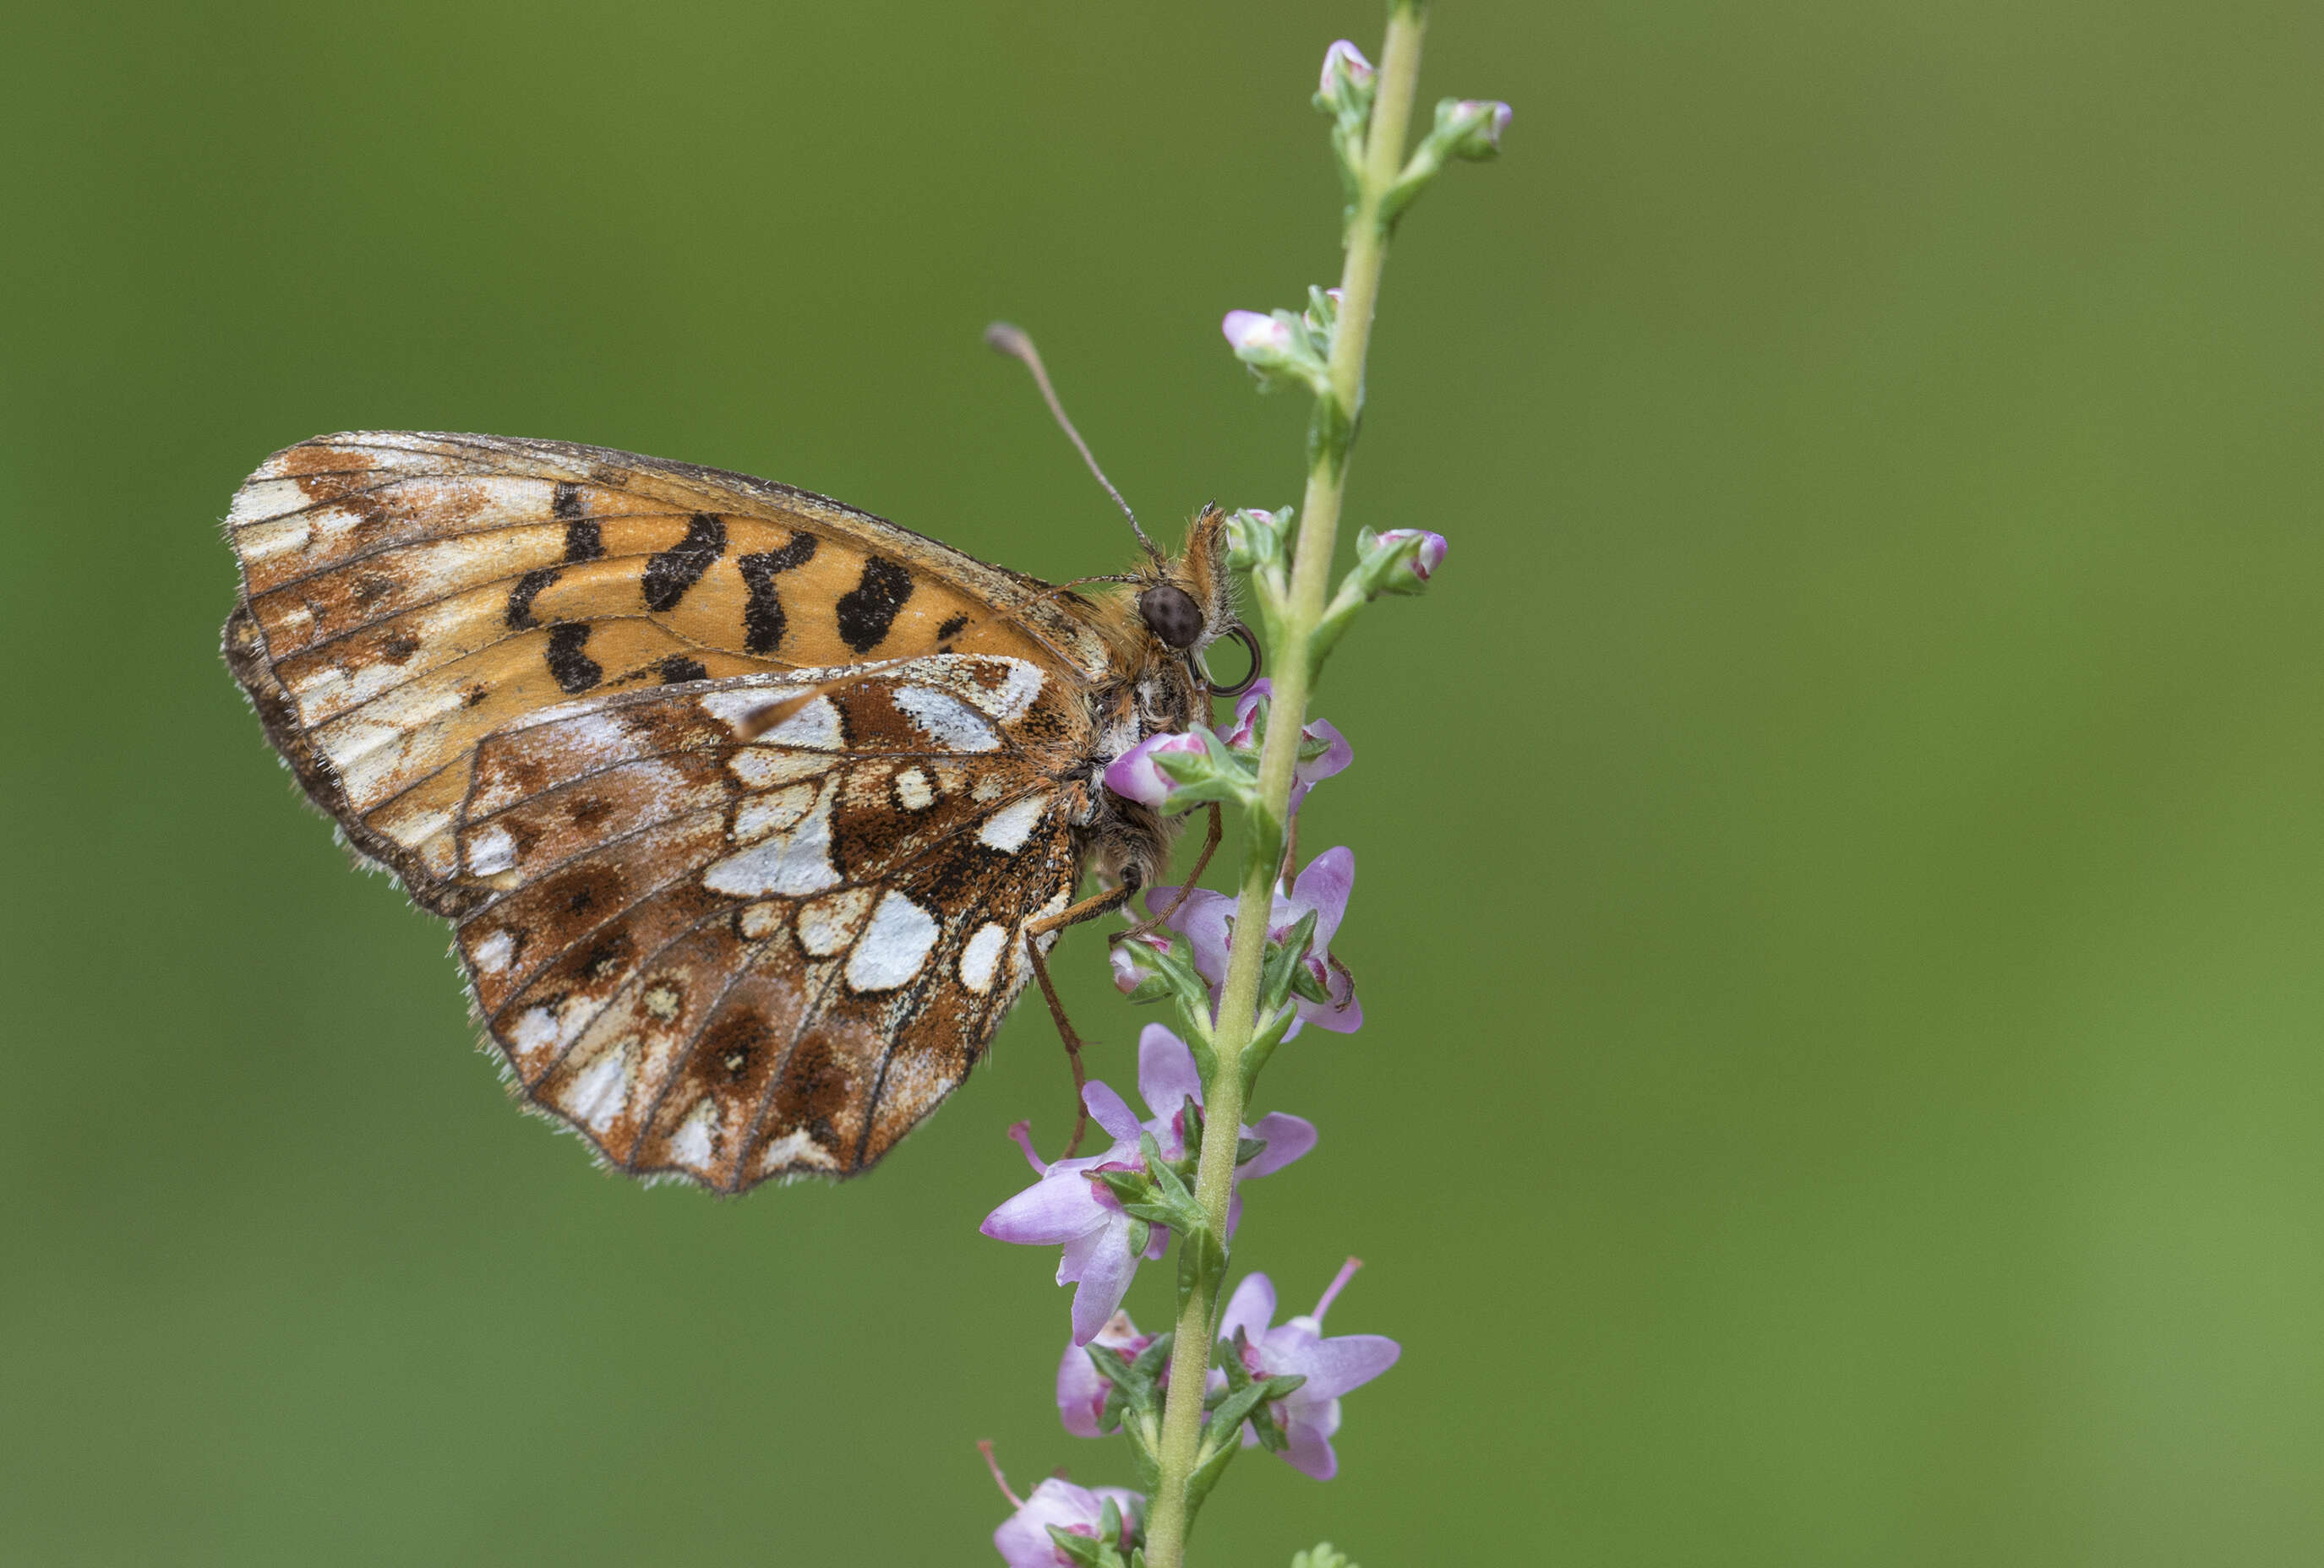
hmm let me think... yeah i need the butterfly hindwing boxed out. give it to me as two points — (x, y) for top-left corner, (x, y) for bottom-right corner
(443, 655), (1084, 1187)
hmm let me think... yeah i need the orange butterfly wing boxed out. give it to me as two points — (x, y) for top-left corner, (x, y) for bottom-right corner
(222, 430), (1110, 911)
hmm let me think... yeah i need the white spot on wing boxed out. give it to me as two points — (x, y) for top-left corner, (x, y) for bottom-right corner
(510, 1004), (565, 1065)
(728, 747), (833, 790)
(894, 766), (936, 810)
(958, 923), (1008, 994)
(975, 793), (1049, 853)
(701, 686), (806, 734)
(797, 888), (876, 957)
(734, 782), (816, 843)
(763, 695), (844, 750)
(565, 1037), (639, 1132)
(466, 825), (516, 875)
(471, 929), (516, 975)
(669, 1098), (719, 1168)
(704, 779), (842, 896)
(758, 1128), (837, 1173)
(307, 504), (374, 549)
(846, 890), (940, 992)
(227, 482), (314, 536)
(892, 687), (999, 753)
(962, 659), (1045, 721)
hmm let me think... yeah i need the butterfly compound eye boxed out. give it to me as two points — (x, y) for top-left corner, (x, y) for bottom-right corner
(1137, 584), (1204, 649)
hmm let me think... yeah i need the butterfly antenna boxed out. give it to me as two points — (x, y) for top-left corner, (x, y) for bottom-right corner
(985, 321), (1161, 560)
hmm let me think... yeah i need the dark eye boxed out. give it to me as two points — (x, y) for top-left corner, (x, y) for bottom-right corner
(1137, 584), (1204, 650)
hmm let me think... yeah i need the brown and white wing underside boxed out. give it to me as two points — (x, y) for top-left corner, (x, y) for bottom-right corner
(449, 656), (1088, 1188)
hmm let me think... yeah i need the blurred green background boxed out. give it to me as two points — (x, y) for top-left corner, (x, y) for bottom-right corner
(5, 0), (2321, 1562)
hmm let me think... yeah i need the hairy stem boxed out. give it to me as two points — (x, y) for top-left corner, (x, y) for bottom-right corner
(1137, 8), (1427, 1565)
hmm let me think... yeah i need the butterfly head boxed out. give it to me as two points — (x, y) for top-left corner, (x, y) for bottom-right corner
(1129, 505), (1254, 694)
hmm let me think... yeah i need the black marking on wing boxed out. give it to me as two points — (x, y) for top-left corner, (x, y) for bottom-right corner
(552, 481), (586, 520)
(641, 512), (727, 612)
(545, 623), (603, 693)
(657, 654), (708, 683)
(736, 531), (818, 655)
(563, 517), (605, 563)
(505, 568), (559, 629)
(835, 555), (914, 653)
(936, 613), (968, 643)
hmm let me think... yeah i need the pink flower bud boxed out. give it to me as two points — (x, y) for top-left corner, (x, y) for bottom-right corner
(991, 1477), (1144, 1568)
(1109, 929), (1171, 995)
(1056, 1309), (1154, 1437)
(1101, 731), (1207, 808)
(1451, 99), (1513, 157)
(1221, 309), (1292, 357)
(1375, 527), (1448, 584)
(1318, 39), (1374, 95)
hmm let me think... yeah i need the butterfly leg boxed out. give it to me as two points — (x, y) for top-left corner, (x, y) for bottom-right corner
(1027, 878), (1142, 1157)
(1116, 803), (1223, 941)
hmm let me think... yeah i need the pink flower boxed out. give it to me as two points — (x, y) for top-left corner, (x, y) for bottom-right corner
(1108, 928), (1173, 996)
(1372, 528), (1448, 586)
(1148, 849), (1363, 1039)
(1130, 1025), (1316, 1238)
(980, 1112), (1169, 1347)
(989, 1469), (1143, 1568)
(1220, 678), (1351, 818)
(1056, 1309), (1154, 1438)
(1317, 39), (1374, 95)
(1218, 1260), (1400, 1480)
(1221, 310), (1293, 355)
(1101, 730), (1208, 809)
(981, 1033), (1313, 1344)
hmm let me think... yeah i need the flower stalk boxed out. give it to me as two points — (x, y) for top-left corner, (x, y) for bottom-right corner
(1136, 7), (1432, 1565)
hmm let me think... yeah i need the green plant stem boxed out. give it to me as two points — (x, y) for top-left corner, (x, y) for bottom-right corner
(1137, 9), (1427, 1566)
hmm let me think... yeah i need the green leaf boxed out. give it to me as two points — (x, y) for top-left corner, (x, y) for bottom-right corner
(1045, 1523), (1127, 1568)
(1287, 957), (1332, 1006)
(1258, 908), (1321, 1018)
(1176, 1219), (1227, 1321)
(1238, 1004), (1298, 1097)
(1148, 726), (1261, 813)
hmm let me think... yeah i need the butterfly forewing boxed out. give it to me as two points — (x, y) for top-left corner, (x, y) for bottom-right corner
(223, 432), (1124, 1187)
(222, 432), (1111, 914)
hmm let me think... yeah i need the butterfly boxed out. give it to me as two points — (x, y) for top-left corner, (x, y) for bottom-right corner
(221, 411), (1246, 1191)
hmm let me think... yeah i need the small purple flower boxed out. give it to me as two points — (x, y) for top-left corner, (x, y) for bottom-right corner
(1220, 678), (1351, 818)
(1148, 849), (1362, 1039)
(982, 1037), (1312, 1343)
(1130, 1026), (1316, 1238)
(985, 1447), (1143, 1568)
(1056, 1309), (1153, 1438)
(1318, 38), (1374, 95)
(1102, 730), (1208, 810)
(980, 1109), (1168, 1347)
(1221, 309), (1292, 356)
(1218, 1260), (1400, 1480)
(1372, 528), (1448, 586)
